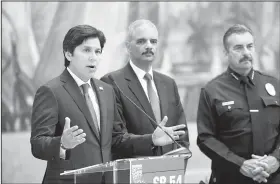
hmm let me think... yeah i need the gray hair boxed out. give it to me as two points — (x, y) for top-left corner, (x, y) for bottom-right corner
(126, 19), (158, 43)
(223, 24), (254, 52)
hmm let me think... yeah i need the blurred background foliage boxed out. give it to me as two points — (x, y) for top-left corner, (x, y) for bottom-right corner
(2, 2), (279, 132)
(1, 2), (279, 183)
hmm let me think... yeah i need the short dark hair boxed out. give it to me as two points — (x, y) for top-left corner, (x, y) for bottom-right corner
(223, 24), (253, 52)
(63, 25), (106, 67)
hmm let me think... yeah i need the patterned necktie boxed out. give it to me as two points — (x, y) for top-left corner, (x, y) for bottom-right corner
(240, 76), (265, 155)
(144, 73), (161, 123)
(81, 83), (100, 133)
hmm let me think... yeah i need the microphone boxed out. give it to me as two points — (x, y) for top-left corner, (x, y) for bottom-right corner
(108, 75), (191, 156)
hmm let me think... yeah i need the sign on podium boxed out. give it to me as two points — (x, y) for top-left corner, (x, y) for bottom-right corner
(61, 152), (191, 184)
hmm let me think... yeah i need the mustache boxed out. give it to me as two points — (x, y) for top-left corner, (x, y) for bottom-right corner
(142, 50), (154, 55)
(240, 55), (253, 63)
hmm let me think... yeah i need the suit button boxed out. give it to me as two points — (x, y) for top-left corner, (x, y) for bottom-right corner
(213, 177), (216, 183)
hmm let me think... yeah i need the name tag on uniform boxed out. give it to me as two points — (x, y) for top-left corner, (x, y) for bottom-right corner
(222, 101), (234, 106)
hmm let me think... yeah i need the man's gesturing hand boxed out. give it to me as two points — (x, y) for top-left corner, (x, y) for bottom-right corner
(152, 116), (186, 146)
(60, 117), (86, 149)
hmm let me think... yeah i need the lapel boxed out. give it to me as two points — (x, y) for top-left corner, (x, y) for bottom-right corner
(90, 78), (107, 145)
(153, 72), (168, 120)
(60, 69), (100, 142)
(124, 64), (157, 128)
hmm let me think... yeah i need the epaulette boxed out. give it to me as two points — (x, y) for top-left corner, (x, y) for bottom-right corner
(255, 70), (279, 80)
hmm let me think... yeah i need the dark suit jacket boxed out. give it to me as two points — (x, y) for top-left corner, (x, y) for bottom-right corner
(30, 69), (155, 184)
(101, 63), (189, 157)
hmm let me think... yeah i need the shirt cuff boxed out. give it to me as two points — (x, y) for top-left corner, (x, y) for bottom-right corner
(270, 150), (280, 162)
(60, 146), (66, 160)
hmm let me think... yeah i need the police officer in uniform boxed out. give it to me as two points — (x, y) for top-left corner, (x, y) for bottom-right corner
(197, 24), (280, 184)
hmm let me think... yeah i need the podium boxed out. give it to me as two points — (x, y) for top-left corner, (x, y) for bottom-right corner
(61, 153), (191, 184)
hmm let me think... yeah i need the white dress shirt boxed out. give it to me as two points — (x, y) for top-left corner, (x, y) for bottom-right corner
(129, 60), (159, 101)
(60, 68), (101, 159)
(67, 68), (100, 128)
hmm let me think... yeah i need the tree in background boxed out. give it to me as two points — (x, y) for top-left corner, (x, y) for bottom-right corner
(33, 2), (89, 88)
(2, 8), (36, 132)
(125, 2), (279, 121)
(1, 2), (279, 131)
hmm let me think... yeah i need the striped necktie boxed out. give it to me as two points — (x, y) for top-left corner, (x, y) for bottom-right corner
(81, 83), (100, 133)
(144, 73), (161, 123)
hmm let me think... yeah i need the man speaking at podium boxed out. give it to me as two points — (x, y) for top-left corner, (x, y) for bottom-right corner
(101, 19), (189, 158)
(30, 25), (186, 184)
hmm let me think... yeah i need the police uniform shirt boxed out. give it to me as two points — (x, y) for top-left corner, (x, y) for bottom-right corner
(197, 67), (280, 174)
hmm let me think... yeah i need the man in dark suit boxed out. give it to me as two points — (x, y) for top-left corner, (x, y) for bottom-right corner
(101, 19), (189, 158)
(30, 25), (186, 184)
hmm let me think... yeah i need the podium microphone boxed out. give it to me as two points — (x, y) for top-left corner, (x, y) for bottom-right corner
(108, 75), (191, 156)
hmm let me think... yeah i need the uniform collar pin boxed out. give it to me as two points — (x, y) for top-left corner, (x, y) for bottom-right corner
(251, 70), (255, 80)
(99, 86), (104, 91)
(230, 73), (239, 80)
